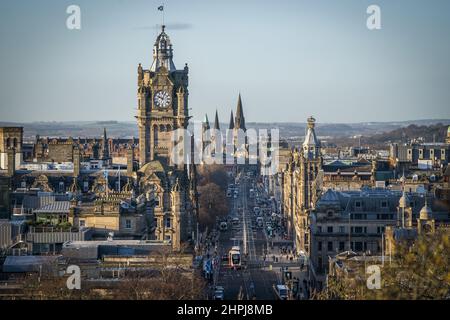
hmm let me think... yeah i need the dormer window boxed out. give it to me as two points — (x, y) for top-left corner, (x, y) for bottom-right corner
(355, 201), (362, 209)
(327, 210), (334, 218)
(381, 201), (388, 208)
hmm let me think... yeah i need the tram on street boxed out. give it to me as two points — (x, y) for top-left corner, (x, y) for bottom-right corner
(229, 246), (241, 269)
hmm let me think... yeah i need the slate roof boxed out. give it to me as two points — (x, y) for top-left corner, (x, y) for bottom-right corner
(34, 201), (70, 214)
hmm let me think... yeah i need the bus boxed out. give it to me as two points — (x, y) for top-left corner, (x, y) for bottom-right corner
(219, 221), (228, 231)
(229, 246), (241, 269)
(256, 217), (264, 228)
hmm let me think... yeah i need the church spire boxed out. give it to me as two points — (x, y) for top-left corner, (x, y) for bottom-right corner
(229, 110), (235, 130)
(203, 114), (210, 130)
(214, 110), (220, 130)
(234, 93), (246, 131)
(102, 127), (110, 160)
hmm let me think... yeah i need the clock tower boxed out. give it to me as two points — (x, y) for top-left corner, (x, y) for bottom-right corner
(136, 25), (189, 167)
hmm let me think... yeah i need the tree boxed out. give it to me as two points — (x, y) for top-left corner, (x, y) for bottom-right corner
(316, 229), (450, 300)
(197, 164), (229, 190)
(198, 183), (229, 230)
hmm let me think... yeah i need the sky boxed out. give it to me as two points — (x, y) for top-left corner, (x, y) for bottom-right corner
(0, 0), (450, 124)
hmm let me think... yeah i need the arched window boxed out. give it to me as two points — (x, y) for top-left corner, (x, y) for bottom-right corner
(6, 138), (11, 148)
(166, 124), (172, 132)
(159, 124), (166, 132)
(153, 125), (159, 146)
(13, 138), (18, 148)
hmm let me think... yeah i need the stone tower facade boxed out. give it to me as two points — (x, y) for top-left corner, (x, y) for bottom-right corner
(136, 25), (189, 167)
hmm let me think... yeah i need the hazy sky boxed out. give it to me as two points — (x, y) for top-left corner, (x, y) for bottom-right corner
(1, 0), (450, 123)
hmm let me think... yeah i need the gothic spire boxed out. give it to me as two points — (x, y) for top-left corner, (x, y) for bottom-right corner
(203, 114), (210, 130)
(214, 110), (220, 130)
(229, 110), (234, 130)
(234, 93), (246, 131)
(102, 127), (110, 160)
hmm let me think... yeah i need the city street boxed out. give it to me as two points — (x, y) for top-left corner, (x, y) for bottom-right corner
(212, 172), (307, 300)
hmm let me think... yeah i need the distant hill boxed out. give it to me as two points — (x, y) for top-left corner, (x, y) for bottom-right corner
(363, 123), (449, 145)
(1, 119), (449, 145)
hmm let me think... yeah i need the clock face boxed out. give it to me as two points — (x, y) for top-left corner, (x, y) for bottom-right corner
(154, 90), (171, 108)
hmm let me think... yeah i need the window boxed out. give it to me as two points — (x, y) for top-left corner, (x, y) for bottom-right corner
(339, 242), (345, 251)
(83, 182), (89, 192)
(125, 219), (132, 229)
(21, 181), (26, 188)
(327, 210), (334, 218)
(165, 235), (171, 241)
(165, 217), (171, 228)
(327, 242), (333, 252)
(377, 226), (385, 234)
(79, 220), (86, 227)
(59, 182), (65, 193)
(327, 226), (333, 233)
(317, 226), (322, 233)
(354, 242), (363, 251)
(381, 201), (388, 208)
(339, 226), (345, 233)
(352, 226), (364, 234)
(318, 242), (322, 252)
(355, 201), (362, 209)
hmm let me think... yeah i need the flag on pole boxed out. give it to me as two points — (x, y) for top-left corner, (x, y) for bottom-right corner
(158, 5), (164, 11)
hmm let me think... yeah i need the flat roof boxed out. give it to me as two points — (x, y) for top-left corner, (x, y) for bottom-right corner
(63, 240), (171, 248)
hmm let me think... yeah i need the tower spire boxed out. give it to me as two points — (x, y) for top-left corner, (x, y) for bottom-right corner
(229, 110), (234, 130)
(214, 110), (220, 130)
(235, 93), (246, 131)
(203, 114), (210, 129)
(102, 127), (110, 160)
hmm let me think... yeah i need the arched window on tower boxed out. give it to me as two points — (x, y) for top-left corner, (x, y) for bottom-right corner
(13, 138), (18, 149)
(159, 125), (166, 132)
(166, 124), (172, 132)
(6, 138), (11, 148)
(153, 125), (159, 147)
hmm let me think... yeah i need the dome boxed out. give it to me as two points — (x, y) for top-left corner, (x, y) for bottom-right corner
(398, 193), (409, 208)
(150, 25), (176, 72)
(419, 203), (432, 220)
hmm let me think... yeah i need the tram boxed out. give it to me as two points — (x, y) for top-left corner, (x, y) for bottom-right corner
(229, 246), (241, 269)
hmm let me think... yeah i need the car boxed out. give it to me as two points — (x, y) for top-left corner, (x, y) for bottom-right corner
(276, 285), (289, 300)
(214, 286), (225, 300)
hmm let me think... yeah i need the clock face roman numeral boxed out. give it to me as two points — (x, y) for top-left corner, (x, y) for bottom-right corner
(154, 90), (171, 108)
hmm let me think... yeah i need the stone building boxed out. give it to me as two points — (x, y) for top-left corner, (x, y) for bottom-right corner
(136, 25), (189, 166)
(309, 188), (449, 291)
(133, 24), (198, 251)
(0, 127), (23, 171)
(282, 116), (323, 254)
(390, 138), (450, 171)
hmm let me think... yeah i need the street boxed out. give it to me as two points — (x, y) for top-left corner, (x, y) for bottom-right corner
(210, 172), (308, 300)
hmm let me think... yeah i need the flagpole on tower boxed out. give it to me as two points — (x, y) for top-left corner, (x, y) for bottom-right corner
(158, 4), (165, 28)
